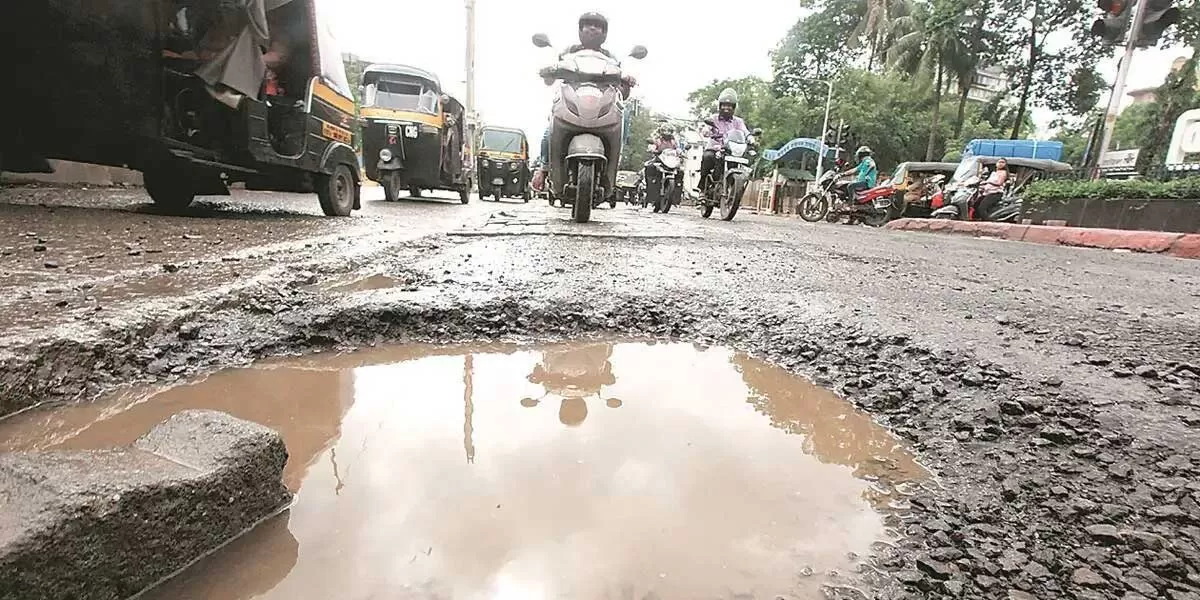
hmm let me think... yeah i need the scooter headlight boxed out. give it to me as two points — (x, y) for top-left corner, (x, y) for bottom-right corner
(379, 149), (393, 162)
(728, 142), (748, 157)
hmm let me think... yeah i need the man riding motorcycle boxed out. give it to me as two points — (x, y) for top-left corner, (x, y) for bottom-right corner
(699, 88), (749, 195)
(839, 145), (878, 203)
(531, 12), (634, 193)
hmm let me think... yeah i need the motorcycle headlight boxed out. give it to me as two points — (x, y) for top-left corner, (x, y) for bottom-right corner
(728, 142), (748, 157)
(749, 150), (758, 157)
(661, 155), (680, 169)
(379, 149), (393, 162)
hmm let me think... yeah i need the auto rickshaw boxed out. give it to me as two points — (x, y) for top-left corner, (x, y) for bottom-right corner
(886, 161), (960, 218)
(476, 127), (531, 203)
(930, 156), (1073, 221)
(360, 64), (471, 204)
(2, 0), (362, 216)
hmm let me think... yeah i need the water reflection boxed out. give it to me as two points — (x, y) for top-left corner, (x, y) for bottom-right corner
(0, 342), (928, 600)
(521, 343), (623, 427)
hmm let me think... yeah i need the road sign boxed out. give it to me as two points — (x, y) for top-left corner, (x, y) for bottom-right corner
(1097, 148), (1140, 170)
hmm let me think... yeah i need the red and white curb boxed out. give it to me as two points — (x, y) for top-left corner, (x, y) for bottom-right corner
(885, 219), (1200, 260)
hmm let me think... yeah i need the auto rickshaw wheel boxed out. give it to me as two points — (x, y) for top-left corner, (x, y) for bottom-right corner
(383, 180), (398, 202)
(317, 164), (356, 217)
(145, 168), (196, 212)
(459, 182), (471, 204)
(523, 188), (531, 203)
(409, 186), (423, 199)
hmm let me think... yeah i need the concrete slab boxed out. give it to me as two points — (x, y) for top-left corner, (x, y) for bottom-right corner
(0, 410), (290, 600)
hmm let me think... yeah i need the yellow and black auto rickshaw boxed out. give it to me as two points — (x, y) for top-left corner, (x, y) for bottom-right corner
(2, 0), (363, 216)
(360, 64), (471, 204)
(476, 127), (531, 203)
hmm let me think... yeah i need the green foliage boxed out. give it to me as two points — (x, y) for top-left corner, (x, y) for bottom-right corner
(1112, 101), (1160, 151)
(343, 54), (369, 151)
(619, 101), (657, 171)
(1025, 177), (1200, 203)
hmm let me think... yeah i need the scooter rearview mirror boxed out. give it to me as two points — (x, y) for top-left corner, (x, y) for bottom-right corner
(629, 45), (648, 60)
(532, 33), (552, 48)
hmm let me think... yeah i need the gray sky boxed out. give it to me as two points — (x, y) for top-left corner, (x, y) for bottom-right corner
(331, 0), (802, 145)
(329, 1), (1187, 144)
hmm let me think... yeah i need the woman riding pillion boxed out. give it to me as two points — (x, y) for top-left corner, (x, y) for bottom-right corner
(531, 12), (636, 193)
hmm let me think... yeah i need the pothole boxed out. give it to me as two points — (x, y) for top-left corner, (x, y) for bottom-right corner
(0, 341), (928, 599)
(325, 273), (408, 293)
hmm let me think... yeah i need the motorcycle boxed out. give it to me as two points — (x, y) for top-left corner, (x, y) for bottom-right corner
(798, 170), (900, 226)
(532, 34), (647, 223)
(698, 124), (760, 221)
(645, 145), (683, 214)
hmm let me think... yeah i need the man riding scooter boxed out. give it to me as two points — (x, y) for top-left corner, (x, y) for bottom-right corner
(839, 145), (878, 204)
(531, 12), (634, 193)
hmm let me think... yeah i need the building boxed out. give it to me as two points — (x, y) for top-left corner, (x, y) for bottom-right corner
(967, 67), (1009, 103)
(1125, 56), (1190, 106)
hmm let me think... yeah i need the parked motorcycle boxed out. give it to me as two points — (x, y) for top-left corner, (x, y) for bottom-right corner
(798, 170), (900, 226)
(645, 145), (683, 214)
(697, 124), (760, 221)
(533, 34), (647, 223)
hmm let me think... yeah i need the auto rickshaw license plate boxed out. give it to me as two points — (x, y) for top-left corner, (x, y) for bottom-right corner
(405, 125), (418, 138)
(492, 178), (504, 185)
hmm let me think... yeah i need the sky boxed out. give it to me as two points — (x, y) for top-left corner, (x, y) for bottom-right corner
(330, 0), (802, 150)
(328, 0), (1188, 147)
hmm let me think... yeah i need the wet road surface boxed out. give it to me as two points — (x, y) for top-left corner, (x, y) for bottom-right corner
(4, 184), (1200, 599)
(0, 341), (925, 599)
(0, 184), (495, 332)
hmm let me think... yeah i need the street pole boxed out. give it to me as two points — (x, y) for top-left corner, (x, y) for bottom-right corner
(815, 80), (834, 183)
(464, 0), (477, 165)
(1095, 0), (1150, 178)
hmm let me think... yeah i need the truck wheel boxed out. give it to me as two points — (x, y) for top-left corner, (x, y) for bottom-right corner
(145, 167), (196, 212)
(318, 164), (356, 217)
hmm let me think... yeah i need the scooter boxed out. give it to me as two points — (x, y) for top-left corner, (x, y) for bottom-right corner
(930, 178), (1022, 222)
(697, 124), (761, 221)
(645, 145), (683, 214)
(533, 34), (647, 223)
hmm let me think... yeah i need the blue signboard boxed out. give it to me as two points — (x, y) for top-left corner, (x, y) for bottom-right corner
(763, 138), (838, 162)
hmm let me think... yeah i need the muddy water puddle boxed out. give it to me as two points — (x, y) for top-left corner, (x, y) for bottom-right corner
(0, 341), (927, 599)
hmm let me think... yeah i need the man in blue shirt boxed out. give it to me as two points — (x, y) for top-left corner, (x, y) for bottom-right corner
(839, 145), (878, 202)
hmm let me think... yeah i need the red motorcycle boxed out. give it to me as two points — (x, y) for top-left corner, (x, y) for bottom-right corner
(798, 169), (901, 227)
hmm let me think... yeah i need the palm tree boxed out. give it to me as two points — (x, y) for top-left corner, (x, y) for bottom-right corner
(889, 0), (973, 160)
(853, 0), (899, 71)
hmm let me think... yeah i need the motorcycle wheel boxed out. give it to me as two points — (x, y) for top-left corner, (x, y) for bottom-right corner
(572, 163), (594, 223)
(720, 174), (745, 221)
(700, 204), (714, 218)
(494, 190), (502, 203)
(798, 193), (829, 223)
(659, 180), (674, 214)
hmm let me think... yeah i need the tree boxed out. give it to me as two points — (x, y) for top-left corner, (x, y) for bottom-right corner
(343, 54), (369, 151)
(1112, 101), (1160, 151)
(1137, 49), (1200, 171)
(989, 0), (1102, 138)
(772, 0), (866, 90)
(889, 0), (973, 159)
(619, 100), (657, 171)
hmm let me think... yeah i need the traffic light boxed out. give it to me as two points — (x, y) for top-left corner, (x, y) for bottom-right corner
(838, 123), (851, 143)
(1091, 0), (1131, 43)
(1136, 0), (1180, 47)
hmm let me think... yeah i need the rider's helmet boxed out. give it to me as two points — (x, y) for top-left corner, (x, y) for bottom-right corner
(717, 88), (739, 109)
(578, 12), (609, 44)
(657, 123), (676, 138)
(856, 145), (873, 159)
